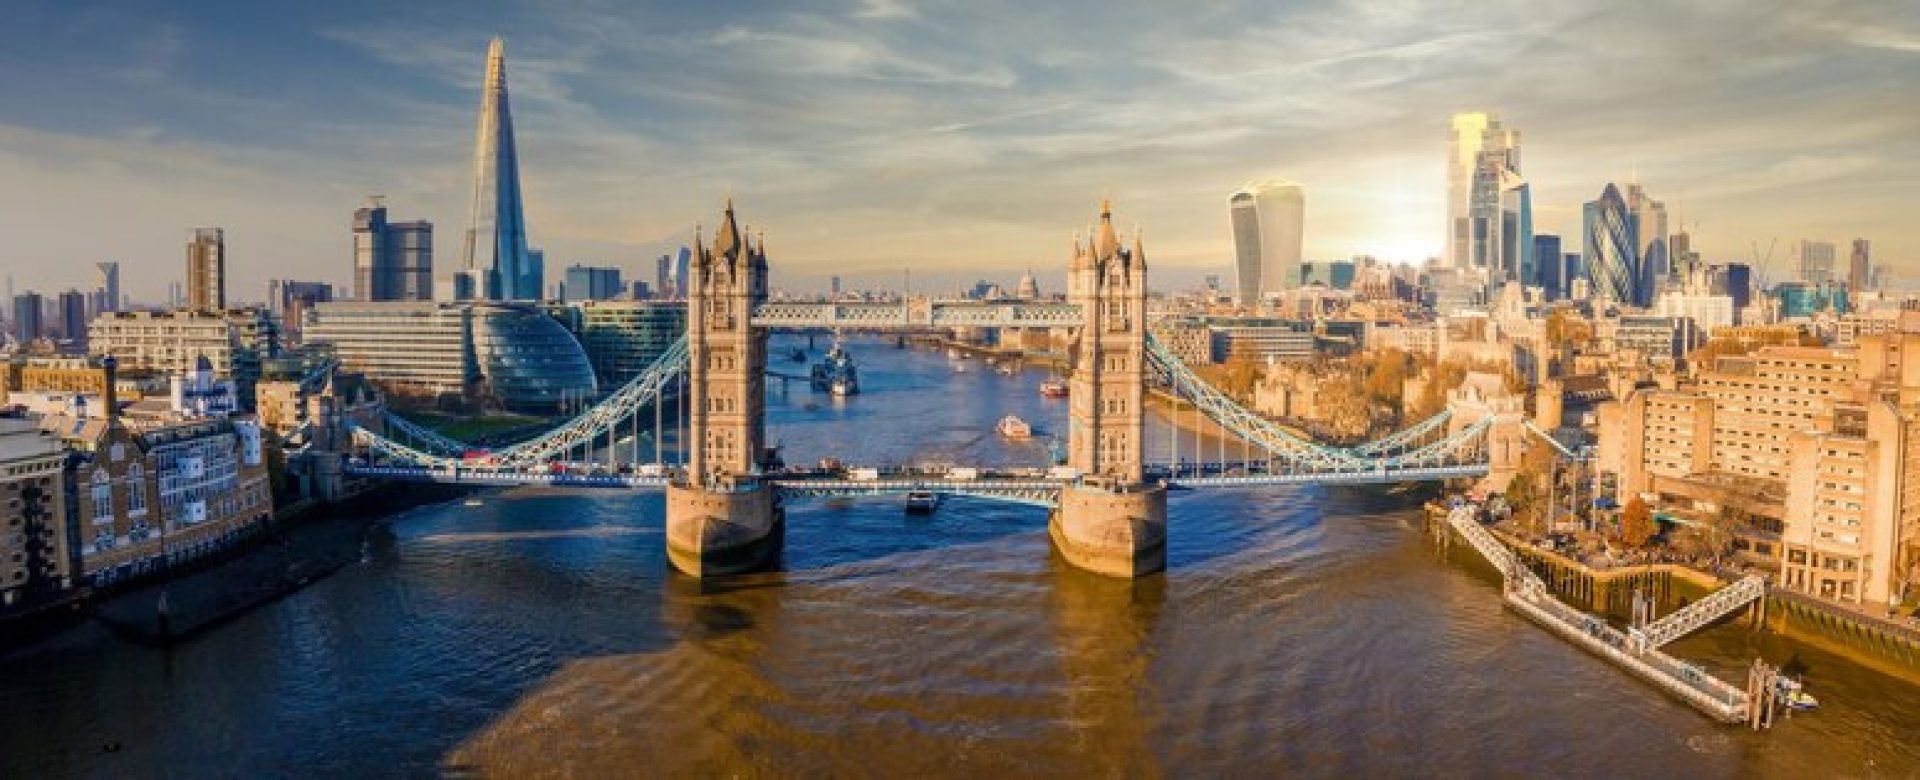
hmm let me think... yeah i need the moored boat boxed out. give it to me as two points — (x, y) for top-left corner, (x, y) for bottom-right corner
(997, 415), (1033, 439)
(1039, 379), (1067, 398)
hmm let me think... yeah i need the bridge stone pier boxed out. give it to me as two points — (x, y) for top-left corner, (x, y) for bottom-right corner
(667, 200), (784, 576)
(1049, 201), (1167, 578)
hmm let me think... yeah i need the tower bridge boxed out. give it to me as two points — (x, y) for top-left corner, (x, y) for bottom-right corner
(344, 199), (1524, 579)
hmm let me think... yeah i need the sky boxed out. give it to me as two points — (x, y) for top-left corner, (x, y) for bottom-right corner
(0, 0), (1916, 301)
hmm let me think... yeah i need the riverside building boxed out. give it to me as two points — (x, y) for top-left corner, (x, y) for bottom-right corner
(305, 301), (595, 412)
(1600, 339), (1920, 606)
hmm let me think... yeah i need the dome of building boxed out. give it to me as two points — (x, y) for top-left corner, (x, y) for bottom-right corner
(469, 303), (598, 412)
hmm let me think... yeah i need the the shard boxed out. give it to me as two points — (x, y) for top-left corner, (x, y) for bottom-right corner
(462, 37), (538, 301)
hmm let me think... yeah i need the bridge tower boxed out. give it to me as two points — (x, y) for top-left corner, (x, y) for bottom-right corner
(1445, 370), (1528, 491)
(1051, 200), (1167, 578)
(667, 200), (782, 577)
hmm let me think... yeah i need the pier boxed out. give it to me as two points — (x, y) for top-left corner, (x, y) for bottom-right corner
(1444, 505), (1773, 725)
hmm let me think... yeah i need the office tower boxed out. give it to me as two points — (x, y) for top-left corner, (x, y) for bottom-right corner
(353, 198), (433, 301)
(1629, 184), (1669, 299)
(1720, 263), (1753, 310)
(674, 247), (691, 299)
(92, 261), (120, 315)
(57, 290), (87, 347)
(655, 254), (671, 298)
(461, 38), (535, 301)
(1584, 185), (1634, 307)
(1533, 234), (1564, 299)
(1228, 180), (1305, 306)
(830, 276), (843, 296)
(1850, 239), (1871, 293)
(186, 227), (226, 311)
(562, 264), (623, 302)
(1462, 145), (1529, 281)
(1671, 230), (1700, 281)
(1792, 240), (1836, 286)
(629, 281), (652, 300)
(268, 280), (335, 340)
(1447, 112), (1521, 269)
(168, 281), (183, 308)
(11, 292), (44, 343)
(1582, 182), (1668, 308)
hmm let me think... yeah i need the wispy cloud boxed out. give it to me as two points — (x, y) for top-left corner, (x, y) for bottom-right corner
(0, 0), (1916, 298)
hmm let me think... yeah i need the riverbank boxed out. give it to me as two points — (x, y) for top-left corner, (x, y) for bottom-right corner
(90, 483), (476, 645)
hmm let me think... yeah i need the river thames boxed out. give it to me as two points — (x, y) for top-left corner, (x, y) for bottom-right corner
(3, 335), (1917, 776)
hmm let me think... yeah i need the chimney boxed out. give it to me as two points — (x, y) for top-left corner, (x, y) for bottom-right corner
(101, 355), (120, 425)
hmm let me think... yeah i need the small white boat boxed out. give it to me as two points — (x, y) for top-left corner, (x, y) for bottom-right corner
(996, 365), (1015, 375)
(997, 415), (1033, 439)
(947, 348), (964, 360)
(463, 499), (484, 507)
(953, 363), (969, 373)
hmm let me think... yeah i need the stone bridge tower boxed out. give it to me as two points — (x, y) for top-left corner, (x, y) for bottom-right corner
(1053, 200), (1167, 578)
(668, 200), (781, 576)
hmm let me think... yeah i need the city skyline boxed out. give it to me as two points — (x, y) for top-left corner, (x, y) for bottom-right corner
(0, 0), (1916, 301)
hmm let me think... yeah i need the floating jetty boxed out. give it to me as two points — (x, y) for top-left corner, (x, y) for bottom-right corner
(1443, 505), (1780, 726)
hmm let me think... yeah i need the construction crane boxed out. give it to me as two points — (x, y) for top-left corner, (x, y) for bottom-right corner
(1750, 238), (1778, 289)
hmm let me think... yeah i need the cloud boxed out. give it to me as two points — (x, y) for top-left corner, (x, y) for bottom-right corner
(1, 0), (1917, 298)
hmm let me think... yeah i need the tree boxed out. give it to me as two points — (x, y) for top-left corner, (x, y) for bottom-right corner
(1504, 471), (1541, 534)
(1620, 497), (1657, 548)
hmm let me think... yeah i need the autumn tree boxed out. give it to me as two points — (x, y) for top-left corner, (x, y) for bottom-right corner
(1619, 497), (1657, 548)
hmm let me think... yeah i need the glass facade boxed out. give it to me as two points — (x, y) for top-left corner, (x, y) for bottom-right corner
(463, 38), (536, 301)
(1584, 184), (1638, 306)
(549, 301), (686, 387)
(470, 303), (596, 411)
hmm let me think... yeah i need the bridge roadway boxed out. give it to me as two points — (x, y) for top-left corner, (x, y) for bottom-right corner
(345, 460), (1490, 505)
(749, 300), (1083, 329)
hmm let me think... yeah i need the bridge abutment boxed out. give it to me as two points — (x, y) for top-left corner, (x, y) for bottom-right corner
(1049, 482), (1167, 578)
(666, 480), (783, 577)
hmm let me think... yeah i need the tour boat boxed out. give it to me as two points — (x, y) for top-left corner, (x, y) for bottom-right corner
(997, 415), (1033, 439)
(1039, 380), (1068, 398)
(905, 490), (939, 514)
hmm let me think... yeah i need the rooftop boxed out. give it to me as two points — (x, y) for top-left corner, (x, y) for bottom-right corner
(0, 418), (63, 463)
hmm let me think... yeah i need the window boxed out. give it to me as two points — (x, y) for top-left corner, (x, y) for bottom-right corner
(126, 464), (147, 516)
(91, 469), (114, 524)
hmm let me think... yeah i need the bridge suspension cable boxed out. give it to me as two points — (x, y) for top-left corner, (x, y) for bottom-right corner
(353, 335), (691, 469)
(1144, 333), (1480, 474)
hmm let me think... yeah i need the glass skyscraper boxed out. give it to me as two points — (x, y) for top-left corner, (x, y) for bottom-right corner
(1227, 180), (1304, 306)
(462, 38), (537, 302)
(1582, 182), (1669, 308)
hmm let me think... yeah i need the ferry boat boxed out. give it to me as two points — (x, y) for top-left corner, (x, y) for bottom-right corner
(905, 490), (939, 514)
(997, 415), (1033, 439)
(1039, 379), (1068, 398)
(811, 339), (860, 396)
